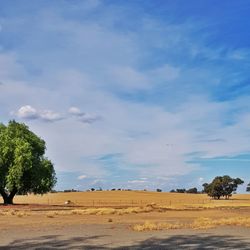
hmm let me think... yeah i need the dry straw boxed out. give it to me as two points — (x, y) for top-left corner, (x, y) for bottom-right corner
(132, 217), (250, 231)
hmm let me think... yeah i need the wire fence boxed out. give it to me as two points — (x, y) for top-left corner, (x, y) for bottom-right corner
(42, 198), (250, 208)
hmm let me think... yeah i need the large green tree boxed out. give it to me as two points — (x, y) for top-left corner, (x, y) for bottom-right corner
(0, 121), (56, 204)
(203, 175), (244, 199)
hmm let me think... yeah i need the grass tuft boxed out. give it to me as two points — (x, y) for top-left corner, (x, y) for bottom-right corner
(132, 217), (250, 231)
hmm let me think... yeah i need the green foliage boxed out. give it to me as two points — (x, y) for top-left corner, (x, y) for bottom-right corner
(203, 175), (244, 199)
(0, 120), (56, 203)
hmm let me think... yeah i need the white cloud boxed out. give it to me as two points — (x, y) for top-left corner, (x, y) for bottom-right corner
(77, 175), (87, 180)
(78, 113), (101, 124)
(14, 105), (63, 122)
(128, 180), (147, 184)
(68, 107), (84, 116)
(198, 177), (204, 184)
(39, 110), (63, 122)
(69, 106), (101, 124)
(16, 105), (39, 120)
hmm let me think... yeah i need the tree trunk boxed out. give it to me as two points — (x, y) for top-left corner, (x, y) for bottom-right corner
(0, 188), (17, 205)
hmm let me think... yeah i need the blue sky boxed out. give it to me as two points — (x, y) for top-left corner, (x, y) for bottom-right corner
(1, 0), (250, 192)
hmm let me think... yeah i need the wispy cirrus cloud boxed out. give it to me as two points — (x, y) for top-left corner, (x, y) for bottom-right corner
(69, 107), (101, 124)
(1, 1), (250, 191)
(77, 175), (87, 180)
(128, 180), (147, 184)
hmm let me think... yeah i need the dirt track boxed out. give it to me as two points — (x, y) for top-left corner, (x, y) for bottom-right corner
(1, 223), (250, 249)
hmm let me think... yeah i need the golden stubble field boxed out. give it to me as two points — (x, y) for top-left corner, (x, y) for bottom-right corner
(13, 190), (250, 207)
(1, 191), (250, 231)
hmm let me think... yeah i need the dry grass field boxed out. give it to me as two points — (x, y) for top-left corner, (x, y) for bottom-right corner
(2, 191), (250, 248)
(12, 190), (250, 208)
(0, 191), (250, 232)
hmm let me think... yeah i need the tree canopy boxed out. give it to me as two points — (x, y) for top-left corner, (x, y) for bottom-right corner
(0, 120), (56, 204)
(203, 175), (244, 199)
(186, 187), (198, 194)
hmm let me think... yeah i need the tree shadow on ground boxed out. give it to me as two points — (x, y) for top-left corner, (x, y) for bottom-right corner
(1, 233), (250, 249)
(116, 234), (250, 250)
(0, 235), (109, 250)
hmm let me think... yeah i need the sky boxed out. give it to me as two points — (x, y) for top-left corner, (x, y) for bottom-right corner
(0, 0), (250, 192)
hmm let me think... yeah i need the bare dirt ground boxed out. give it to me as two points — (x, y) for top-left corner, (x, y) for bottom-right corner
(1, 206), (250, 249)
(1, 192), (250, 249)
(1, 223), (250, 249)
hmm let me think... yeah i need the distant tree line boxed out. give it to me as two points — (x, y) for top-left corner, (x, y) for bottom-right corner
(170, 187), (198, 194)
(63, 189), (79, 193)
(87, 188), (133, 192)
(58, 176), (250, 199)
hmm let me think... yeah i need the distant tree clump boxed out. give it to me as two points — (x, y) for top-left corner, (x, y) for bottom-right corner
(156, 188), (162, 192)
(203, 175), (244, 200)
(186, 187), (198, 194)
(64, 189), (78, 193)
(176, 188), (186, 193)
(247, 183), (250, 192)
(170, 188), (198, 194)
(0, 121), (56, 205)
